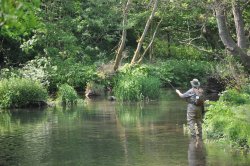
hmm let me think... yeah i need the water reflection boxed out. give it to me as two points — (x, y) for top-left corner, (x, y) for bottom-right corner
(0, 90), (249, 165)
(188, 139), (206, 166)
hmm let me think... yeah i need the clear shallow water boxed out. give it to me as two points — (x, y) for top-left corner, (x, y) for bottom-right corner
(0, 90), (249, 166)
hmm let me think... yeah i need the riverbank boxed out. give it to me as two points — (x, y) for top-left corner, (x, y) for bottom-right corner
(203, 86), (250, 152)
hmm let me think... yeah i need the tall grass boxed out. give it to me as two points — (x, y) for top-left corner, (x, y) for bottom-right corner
(57, 84), (78, 105)
(0, 78), (48, 108)
(114, 65), (161, 101)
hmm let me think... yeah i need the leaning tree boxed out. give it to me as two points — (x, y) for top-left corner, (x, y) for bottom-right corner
(214, 0), (250, 68)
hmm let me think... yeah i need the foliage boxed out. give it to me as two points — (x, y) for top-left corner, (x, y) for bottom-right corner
(210, 55), (248, 89)
(114, 64), (161, 101)
(34, 0), (121, 62)
(155, 60), (214, 87)
(48, 59), (99, 91)
(0, 57), (55, 89)
(169, 45), (209, 60)
(57, 84), (78, 105)
(242, 83), (250, 94)
(85, 81), (105, 96)
(0, 0), (43, 65)
(114, 76), (142, 101)
(0, 68), (20, 79)
(0, 78), (48, 108)
(219, 88), (250, 105)
(204, 85), (250, 149)
(0, 0), (41, 39)
(19, 57), (53, 87)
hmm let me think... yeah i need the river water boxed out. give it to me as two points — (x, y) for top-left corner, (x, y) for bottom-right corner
(0, 90), (249, 166)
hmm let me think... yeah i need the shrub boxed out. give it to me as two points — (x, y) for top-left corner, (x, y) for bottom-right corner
(57, 84), (78, 105)
(0, 68), (20, 79)
(210, 55), (248, 89)
(203, 102), (232, 139)
(114, 65), (161, 101)
(114, 75), (142, 101)
(85, 81), (105, 96)
(140, 76), (161, 99)
(0, 78), (48, 108)
(242, 83), (250, 95)
(204, 86), (250, 148)
(48, 59), (99, 91)
(19, 57), (53, 87)
(219, 89), (250, 105)
(155, 60), (213, 87)
(169, 45), (208, 60)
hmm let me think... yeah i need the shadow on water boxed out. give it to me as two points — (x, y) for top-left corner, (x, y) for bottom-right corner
(0, 89), (249, 166)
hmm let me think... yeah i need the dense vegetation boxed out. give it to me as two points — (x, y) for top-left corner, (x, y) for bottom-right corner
(204, 86), (250, 149)
(1, 0), (250, 150)
(0, 78), (48, 108)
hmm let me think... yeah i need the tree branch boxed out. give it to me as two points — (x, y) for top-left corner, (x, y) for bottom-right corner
(138, 19), (162, 63)
(131, 0), (158, 64)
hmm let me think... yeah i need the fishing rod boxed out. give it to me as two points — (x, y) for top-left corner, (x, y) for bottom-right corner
(167, 81), (176, 90)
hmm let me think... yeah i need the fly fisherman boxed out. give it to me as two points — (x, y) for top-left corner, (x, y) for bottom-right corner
(175, 79), (204, 140)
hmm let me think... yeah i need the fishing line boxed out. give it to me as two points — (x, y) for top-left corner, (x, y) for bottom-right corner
(167, 81), (176, 90)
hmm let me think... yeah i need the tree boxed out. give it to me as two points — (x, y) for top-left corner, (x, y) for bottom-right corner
(137, 19), (162, 63)
(214, 0), (250, 68)
(130, 0), (159, 64)
(0, 0), (41, 66)
(113, 0), (132, 71)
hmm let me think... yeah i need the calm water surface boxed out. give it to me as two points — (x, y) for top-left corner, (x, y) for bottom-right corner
(0, 90), (249, 166)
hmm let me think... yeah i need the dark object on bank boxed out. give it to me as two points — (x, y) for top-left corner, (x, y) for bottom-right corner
(108, 96), (116, 101)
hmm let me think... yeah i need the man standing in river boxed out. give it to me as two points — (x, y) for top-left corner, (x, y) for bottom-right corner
(175, 79), (204, 140)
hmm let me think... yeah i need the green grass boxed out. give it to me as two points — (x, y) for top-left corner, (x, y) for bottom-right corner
(57, 84), (78, 105)
(0, 78), (48, 108)
(203, 86), (250, 149)
(114, 65), (161, 101)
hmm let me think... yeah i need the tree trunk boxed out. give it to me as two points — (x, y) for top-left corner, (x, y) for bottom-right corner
(130, 0), (158, 64)
(113, 0), (131, 71)
(138, 19), (162, 63)
(215, 0), (250, 68)
(232, 0), (248, 49)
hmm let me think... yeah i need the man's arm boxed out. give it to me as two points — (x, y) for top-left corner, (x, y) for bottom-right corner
(176, 89), (184, 98)
(176, 89), (192, 98)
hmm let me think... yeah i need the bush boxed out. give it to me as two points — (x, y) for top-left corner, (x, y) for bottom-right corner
(210, 55), (248, 89)
(155, 60), (213, 87)
(114, 65), (161, 101)
(19, 57), (53, 87)
(114, 75), (142, 101)
(48, 59), (99, 91)
(169, 45), (208, 60)
(0, 78), (48, 108)
(219, 89), (250, 105)
(242, 83), (250, 95)
(57, 84), (78, 105)
(85, 81), (105, 96)
(140, 76), (161, 99)
(0, 68), (20, 79)
(203, 102), (233, 139)
(204, 86), (250, 148)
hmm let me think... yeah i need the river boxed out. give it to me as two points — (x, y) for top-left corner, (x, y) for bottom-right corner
(0, 90), (249, 166)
